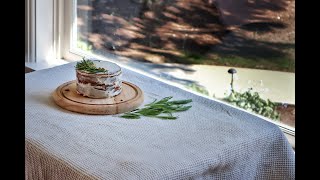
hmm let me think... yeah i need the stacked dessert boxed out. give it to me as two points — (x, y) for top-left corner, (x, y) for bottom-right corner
(75, 59), (122, 98)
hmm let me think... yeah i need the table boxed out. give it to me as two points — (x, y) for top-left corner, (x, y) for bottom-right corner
(25, 63), (295, 180)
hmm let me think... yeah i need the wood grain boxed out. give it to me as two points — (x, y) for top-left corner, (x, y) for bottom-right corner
(52, 80), (144, 115)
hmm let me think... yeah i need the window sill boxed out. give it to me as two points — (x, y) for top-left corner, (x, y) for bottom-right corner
(25, 59), (69, 71)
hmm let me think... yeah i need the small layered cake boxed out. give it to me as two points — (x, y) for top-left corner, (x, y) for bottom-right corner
(75, 59), (122, 98)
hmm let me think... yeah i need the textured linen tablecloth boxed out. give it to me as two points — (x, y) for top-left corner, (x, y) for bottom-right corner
(25, 62), (295, 180)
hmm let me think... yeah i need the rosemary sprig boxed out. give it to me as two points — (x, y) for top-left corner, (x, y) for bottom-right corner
(120, 96), (192, 120)
(75, 57), (108, 73)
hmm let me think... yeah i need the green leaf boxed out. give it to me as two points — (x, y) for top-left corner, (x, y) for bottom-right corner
(168, 99), (192, 105)
(155, 116), (177, 120)
(120, 113), (140, 119)
(137, 109), (162, 116)
(155, 96), (173, 104)
(175, 105), (192, 111)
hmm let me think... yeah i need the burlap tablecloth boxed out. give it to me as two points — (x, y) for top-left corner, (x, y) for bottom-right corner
(25, 62), (295, 180)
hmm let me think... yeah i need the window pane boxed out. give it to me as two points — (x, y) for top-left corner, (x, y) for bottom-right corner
(75, 0), (295, 130)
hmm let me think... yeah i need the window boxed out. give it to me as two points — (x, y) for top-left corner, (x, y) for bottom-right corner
(61, 0), (295, 137)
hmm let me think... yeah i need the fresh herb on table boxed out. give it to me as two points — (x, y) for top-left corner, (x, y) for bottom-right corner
(120, 96), (192, 120)
(75, 57), (108, 73)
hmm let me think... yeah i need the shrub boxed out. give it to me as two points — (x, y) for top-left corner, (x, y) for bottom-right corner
(224, 89), (280, 120)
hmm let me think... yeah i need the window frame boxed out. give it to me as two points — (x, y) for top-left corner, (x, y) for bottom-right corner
(44, 0), (295, 146)
(25, 0), (36, 62)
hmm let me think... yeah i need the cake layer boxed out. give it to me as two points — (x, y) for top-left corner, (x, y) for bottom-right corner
(76, 81), (122, 98)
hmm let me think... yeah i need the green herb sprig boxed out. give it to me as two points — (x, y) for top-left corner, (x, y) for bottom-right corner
(76, 57), (107, 74)
(120, 96), (192, 120)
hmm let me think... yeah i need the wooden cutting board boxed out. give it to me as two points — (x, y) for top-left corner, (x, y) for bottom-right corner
(52, 80), (144, 115)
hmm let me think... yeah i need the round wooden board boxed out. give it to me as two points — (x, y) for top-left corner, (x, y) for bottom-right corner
(52, 80), (144, 115)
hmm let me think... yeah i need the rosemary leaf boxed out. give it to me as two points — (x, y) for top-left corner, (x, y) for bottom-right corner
(168, 99), (192, 105)
(175, 105), (192, 111)
(120, 113), (140, 119)
(137, 109), (162, 116)
(155, 116), (177, 120)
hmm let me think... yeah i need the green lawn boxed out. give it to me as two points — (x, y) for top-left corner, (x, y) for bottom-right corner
(181, 50), (295, 72)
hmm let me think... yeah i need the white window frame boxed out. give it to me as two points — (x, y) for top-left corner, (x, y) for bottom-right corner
(25, 0), (36, 62)
(27, 0), (295, 148)
(60, 0), (83, 61)
(25, 0), (70, 69)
